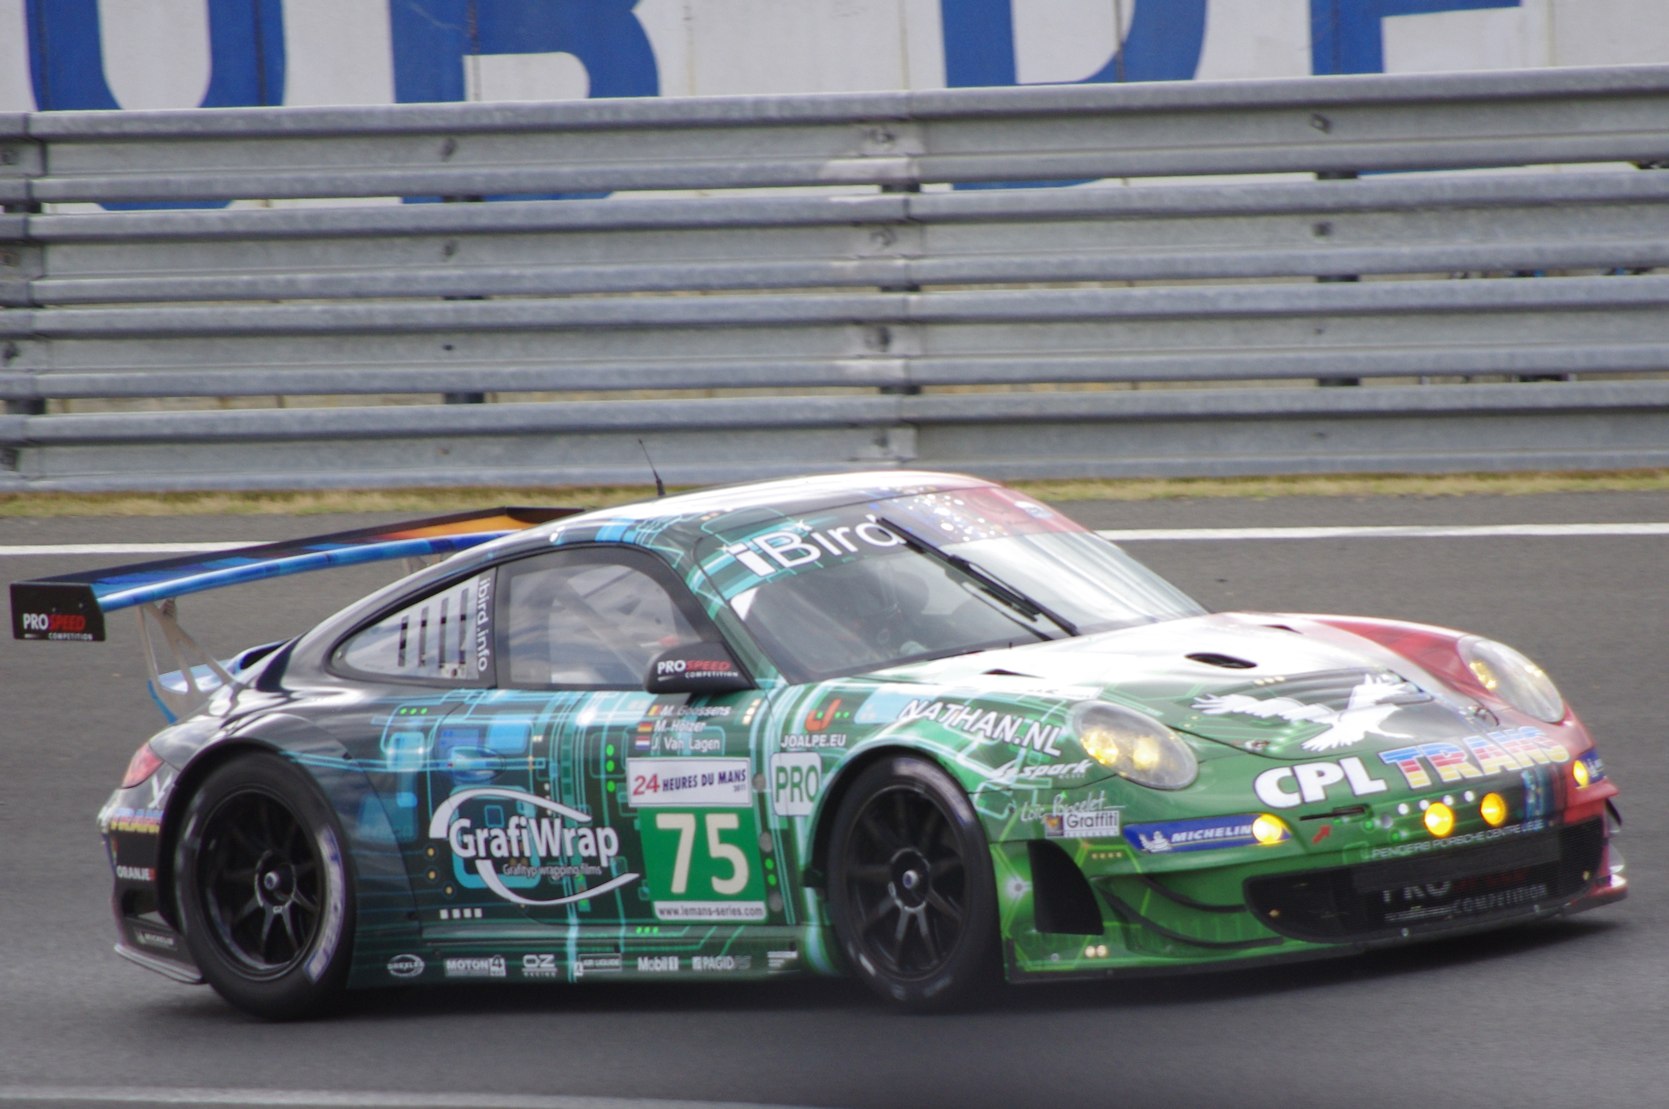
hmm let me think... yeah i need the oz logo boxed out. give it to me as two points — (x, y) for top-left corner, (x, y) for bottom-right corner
(770, 753), (821, 817)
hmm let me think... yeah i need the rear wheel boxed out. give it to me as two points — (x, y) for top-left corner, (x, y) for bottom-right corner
(174, 753), (354, 1020)
(826, 755), (999, 1010)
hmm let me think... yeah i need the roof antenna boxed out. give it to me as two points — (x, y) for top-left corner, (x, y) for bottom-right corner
(638, 438), (666, 498)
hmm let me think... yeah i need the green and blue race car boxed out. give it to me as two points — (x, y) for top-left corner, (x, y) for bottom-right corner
(11, 470), (1624, 1017)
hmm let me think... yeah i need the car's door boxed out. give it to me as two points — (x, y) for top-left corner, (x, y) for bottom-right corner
(460, 545), (775, 945)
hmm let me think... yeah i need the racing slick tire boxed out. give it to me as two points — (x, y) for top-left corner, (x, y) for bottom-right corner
(174, 752), (355, 1020)
(827, 754), (999, 1011)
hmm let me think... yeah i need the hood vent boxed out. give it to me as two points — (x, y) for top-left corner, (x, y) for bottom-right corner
(1186, 652), (1258, 670)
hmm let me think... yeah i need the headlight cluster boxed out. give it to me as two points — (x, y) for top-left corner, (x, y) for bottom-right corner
(1459, 637), (1566, 723)
(1070, 701), (1198, 790)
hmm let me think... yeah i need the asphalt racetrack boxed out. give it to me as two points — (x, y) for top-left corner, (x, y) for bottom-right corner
(2, 491), (1665, 1109)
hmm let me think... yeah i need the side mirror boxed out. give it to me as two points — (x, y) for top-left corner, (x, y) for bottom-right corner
(645, 641), (754, 695)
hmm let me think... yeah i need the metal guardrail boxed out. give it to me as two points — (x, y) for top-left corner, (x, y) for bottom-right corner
(3, 65), (1669, 490)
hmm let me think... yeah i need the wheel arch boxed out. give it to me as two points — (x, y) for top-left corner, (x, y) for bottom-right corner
(804, 741), (1106, 973)
(158, 717), (423, 987)
(155, 737), (283, 933)
(805, 741), (986, 892)
(813, 742), (1005, 1008)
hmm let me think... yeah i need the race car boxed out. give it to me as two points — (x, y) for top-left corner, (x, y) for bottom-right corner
(11, 471), (1625, 1019)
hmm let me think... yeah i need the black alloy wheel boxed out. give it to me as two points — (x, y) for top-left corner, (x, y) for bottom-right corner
(175, 753), (354, 1020)
(827, 755), (998, 1010)
(202, 791), (321, 972)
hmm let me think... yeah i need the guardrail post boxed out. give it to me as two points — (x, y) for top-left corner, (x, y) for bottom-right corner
(441, 192), (488, 405)
(3, 127), (44, 443)
(1, 212), (44, 422)
(878, 181), (921, 398)
(1315, 170), (1362, 388)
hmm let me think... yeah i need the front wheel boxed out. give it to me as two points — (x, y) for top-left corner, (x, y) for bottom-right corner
(173, 753), (355, 1020)
(826, 755), (999, 1010)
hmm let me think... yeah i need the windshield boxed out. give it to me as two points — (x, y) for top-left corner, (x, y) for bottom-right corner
(697, 486), (1205, 682)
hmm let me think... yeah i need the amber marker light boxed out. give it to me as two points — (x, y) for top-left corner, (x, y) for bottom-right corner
(1251, 814), (1290, 846)
(1572, 759), (1593, 789)
(1488, 791), (1515, 828)
(1424, 801), (1457, 838)
(1479, 793), (1509, 827)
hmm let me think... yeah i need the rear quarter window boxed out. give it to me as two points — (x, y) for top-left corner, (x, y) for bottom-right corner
(333, 571), (494, 685)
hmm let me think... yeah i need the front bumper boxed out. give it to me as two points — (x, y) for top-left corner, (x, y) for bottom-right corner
(1243, 817), (1615, 944)
(1000, 802), (1624, 980)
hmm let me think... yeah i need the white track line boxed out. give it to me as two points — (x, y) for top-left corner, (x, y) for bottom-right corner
(1099, 522), (1669, 541)
(0, 1086), (816, 1109)
(0, 543), (241, 556)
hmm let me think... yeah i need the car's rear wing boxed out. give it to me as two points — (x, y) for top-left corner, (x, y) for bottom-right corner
(10, 506), (579, 719)
(11, 506), (577, 642)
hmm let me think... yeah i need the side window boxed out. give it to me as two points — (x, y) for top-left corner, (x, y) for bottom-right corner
(334, 571), (494, 685)
(500, 548), (705, 689)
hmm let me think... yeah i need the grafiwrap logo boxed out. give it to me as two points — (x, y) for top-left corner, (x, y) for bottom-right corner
(429, 788), (639, 908)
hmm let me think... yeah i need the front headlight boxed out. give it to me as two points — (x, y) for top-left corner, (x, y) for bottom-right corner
(1070, 701), (1198, 790)
(1459, 637), (1566, 723)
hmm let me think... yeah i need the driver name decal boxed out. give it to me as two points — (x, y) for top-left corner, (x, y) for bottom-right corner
(429, 788), (638, 908)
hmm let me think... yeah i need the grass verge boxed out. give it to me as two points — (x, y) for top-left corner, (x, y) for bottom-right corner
(0, 470), (1666, 518)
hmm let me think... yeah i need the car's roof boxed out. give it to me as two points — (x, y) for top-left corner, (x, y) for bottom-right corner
(544, 469), (999, 536)
(290, 471), (1008, 672)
